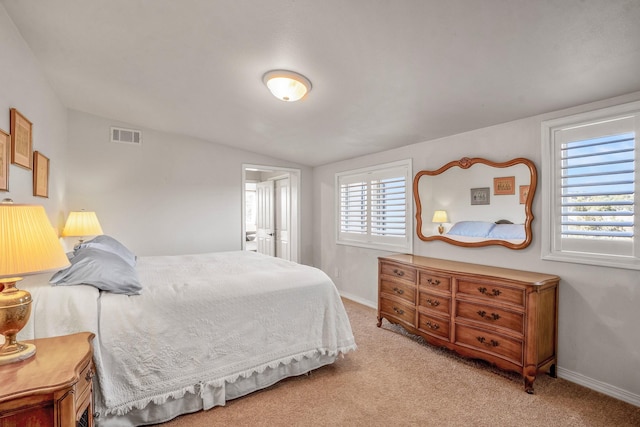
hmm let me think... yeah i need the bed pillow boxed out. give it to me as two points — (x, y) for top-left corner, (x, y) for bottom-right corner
(75, 235), (136, 266)
(487, 223), (526, 240)
(50, 247), (142, 295)
(446, 221), (496, 238)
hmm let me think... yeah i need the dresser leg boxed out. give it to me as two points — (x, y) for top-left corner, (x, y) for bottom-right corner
(376, 316), (382, 327)
(549, 363), (557, 378)
(523, 368), (536, 394)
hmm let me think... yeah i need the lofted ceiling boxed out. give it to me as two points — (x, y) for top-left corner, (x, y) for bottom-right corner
(2, 0), (640, 167)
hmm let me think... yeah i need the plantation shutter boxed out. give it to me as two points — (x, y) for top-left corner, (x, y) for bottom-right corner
(337, 160), (411, 251)
(553, 115), (636, 257)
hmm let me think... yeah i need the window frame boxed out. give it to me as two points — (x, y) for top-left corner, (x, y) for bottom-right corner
(335, 159), (413, 252)
(541, 100), (640, 270)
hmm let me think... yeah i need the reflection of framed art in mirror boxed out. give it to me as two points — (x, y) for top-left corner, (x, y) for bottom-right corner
(494, 176), (515, 195)
(519, 185), (530, 204)
(470, 187), (490, 205)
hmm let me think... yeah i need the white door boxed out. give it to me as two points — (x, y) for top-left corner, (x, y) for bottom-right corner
(256, 180), (275, 256)
(275, 177), (290, 260)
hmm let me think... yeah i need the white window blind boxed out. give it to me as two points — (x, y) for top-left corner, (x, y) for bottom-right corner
(336, 160), (412, 252)
(542, 101), (640, 270)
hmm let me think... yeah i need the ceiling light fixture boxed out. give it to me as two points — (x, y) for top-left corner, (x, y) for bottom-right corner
(262, 70), (312, 102)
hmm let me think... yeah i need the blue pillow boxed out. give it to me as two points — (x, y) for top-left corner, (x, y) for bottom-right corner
(75, 235), (136, 266)
(50, 247), (142, 295)
(487, 223), (526, 239)
(447, 221), (496, 238)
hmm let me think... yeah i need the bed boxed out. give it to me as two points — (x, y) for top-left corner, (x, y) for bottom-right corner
(16, 237), (356, 426)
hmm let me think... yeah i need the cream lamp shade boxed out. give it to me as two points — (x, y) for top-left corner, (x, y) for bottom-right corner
(263, 70), (312, 102)
(432, 210), (449, 223)
(0, 199), (70, 365)
(62, 210), (103, 241)
(432, 210), (448, 235)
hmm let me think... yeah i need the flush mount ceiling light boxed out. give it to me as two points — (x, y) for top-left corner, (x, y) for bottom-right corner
(262, 70), (312, 102)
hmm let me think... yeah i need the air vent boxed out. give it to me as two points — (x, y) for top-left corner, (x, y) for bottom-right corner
(110, 126), (142, 145)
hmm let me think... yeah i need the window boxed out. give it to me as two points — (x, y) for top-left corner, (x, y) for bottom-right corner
(336, 159), (412, 252)
(541, 101), (640, 270)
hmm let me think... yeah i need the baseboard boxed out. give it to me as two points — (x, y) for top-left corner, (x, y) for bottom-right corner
(557, 367), (640, 407)
(339, 291), (376, 310)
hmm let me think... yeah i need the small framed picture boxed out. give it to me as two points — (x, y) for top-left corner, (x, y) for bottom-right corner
(10, 108), (33, 169)
(0, 128), (9, 191)
(470, 187), (490, 205)
(494, 176), (515, 195)
(519, 185), (530, 204)
(33, 151), (49, 198)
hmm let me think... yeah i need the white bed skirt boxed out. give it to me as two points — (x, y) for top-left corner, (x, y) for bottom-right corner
(96, 353), (337, 426)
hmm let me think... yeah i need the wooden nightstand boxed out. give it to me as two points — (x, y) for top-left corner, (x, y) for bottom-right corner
(0, 332), (95, 427)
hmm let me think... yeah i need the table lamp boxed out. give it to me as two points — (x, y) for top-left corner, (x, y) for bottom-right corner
(432, 210), (449, 234)
(61, 210), (103, 246)
(0, 199), (70, 365)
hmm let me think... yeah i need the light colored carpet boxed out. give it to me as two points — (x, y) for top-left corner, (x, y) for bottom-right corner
(157, 298), (640, 426)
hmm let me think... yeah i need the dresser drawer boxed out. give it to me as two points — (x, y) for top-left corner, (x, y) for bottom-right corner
(380, 262), (416, 283)
(76, 360), (94, 395)
(418, 271), (451, 292)
(455, 301), (524, 334)
(418, 291), (450, 316)
(75, 360), (94, 409)
(380, 278), (416, 304)
(418, 312), (449, 340)
(380, 297), (415, 327)
(457, 279), (525, 307)
(455, 324), (523, 365)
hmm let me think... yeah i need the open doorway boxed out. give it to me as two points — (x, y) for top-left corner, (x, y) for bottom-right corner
(242, 164), (300, 263)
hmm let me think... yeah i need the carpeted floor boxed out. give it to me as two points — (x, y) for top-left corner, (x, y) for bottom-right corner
(158, 298), (640, 426)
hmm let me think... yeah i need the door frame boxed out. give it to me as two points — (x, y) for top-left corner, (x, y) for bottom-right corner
(242, 164), (301, 263)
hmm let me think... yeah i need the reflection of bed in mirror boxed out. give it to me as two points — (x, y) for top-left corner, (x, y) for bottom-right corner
(413, 157), (537, 249)
(445, 220), (525, 244)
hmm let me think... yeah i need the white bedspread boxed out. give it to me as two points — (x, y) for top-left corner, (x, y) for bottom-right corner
(19, 251), (356, 418)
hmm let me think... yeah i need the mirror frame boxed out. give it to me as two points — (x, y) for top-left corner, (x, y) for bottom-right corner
(413, 157), (538, 249)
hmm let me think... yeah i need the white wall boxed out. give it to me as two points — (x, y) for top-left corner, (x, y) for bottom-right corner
(0, 6), (68, 228)
(313, 91), (640, 405)
(66, 110), (314, 264)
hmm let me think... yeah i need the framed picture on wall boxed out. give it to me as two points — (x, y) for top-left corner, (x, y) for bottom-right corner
(0, 128), (9, 191)
(470, 187), (490, 205)
(33, 151), (49, 198)
(10, 108), (33, 169)
(493, 176), (515, 195)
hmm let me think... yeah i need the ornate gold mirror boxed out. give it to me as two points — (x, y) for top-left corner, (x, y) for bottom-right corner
(414, 157), (537, 249)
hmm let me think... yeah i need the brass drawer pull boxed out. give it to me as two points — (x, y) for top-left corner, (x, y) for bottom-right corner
(425, 298), (440, 307)
(478, 287), (502, 297)
(393, 287), (405, 295)
(393, 269), (405, 277)
(477, 336), (499, 347)
(426, 278), (441, 286)
(393, 306), (404, 315)
(424, 321), (439, 330)
(477, 310), (500, 321)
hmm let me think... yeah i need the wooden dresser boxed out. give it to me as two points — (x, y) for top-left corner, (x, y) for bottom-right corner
(377, 254), (559, 393)
(0, 332), (95, 427)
